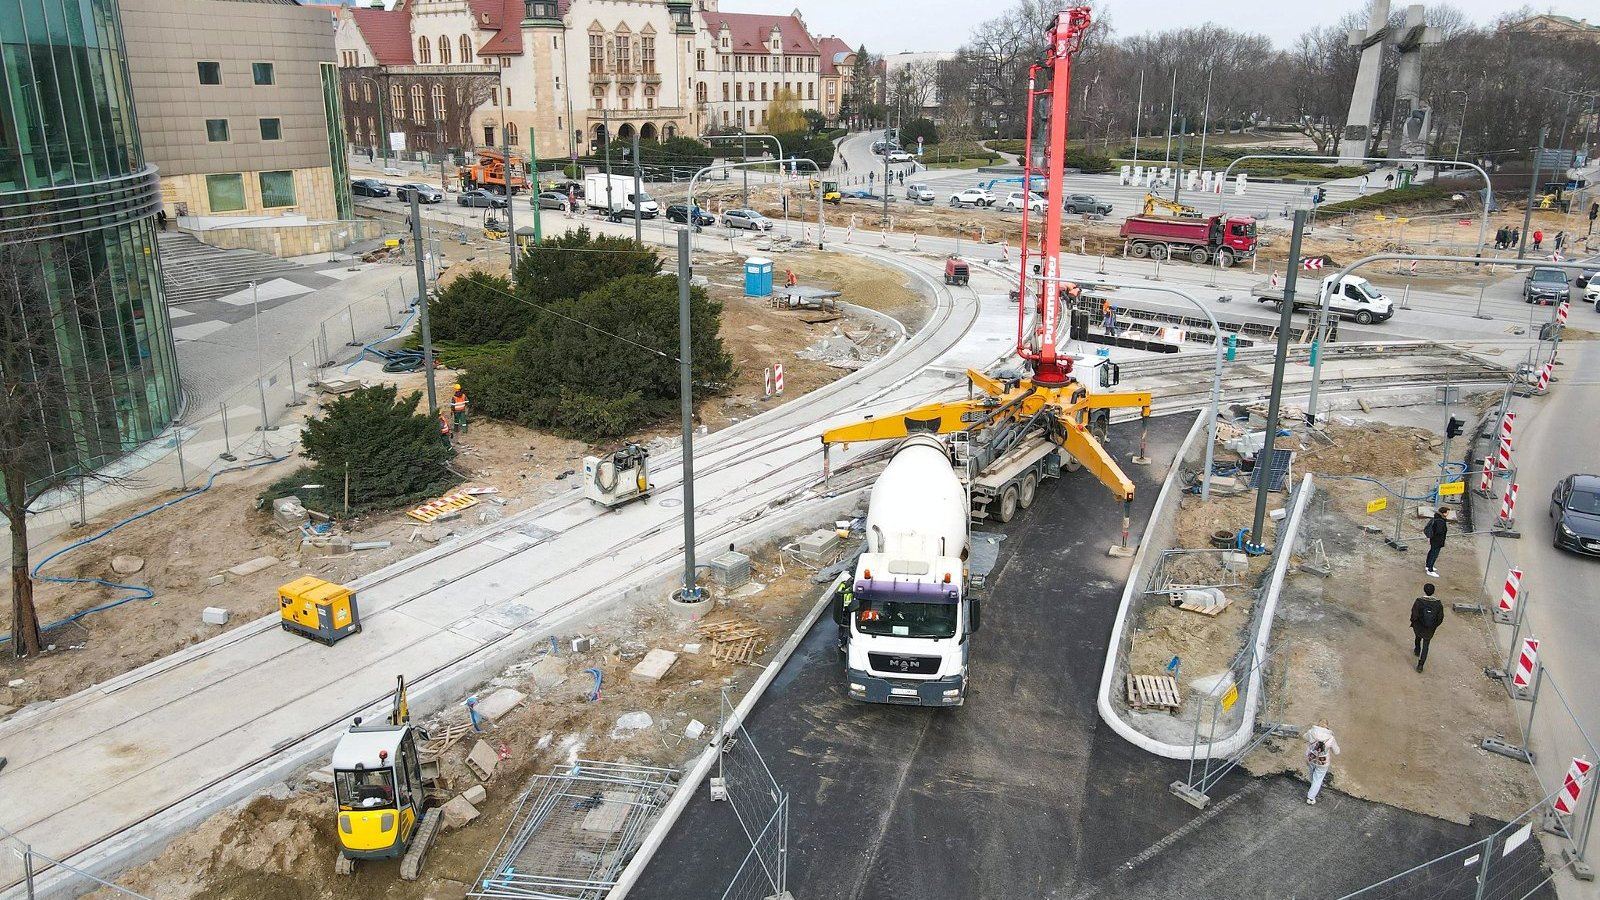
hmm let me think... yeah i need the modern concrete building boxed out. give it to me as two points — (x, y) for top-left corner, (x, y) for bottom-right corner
(0, 0), (181, 471)
(119, 0), (355, 235)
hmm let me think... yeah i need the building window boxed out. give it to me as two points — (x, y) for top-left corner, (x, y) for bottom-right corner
(528, 0), (557, 17)
(722, 110), (729, 125)
(761, 108), (767, 124)
(589, 34), (604, 73)
(736, 109), (744, 127)
(197, 61), (221, 84)
(614, 36), (631, 73)
(722, 83), (730, 102)
(807, 82), (814, 100)
(641, 36), (655, 73)
(259, 118), (281, 140)
(432, 84), (445, 118)
(259, 170), (296, 207)
(411, 85), (424, 121)
(504, 87), (512, 105)
(555, 74), (561, 91)
(367, 116), (375, 138)
(484, 124), (495, 145)
(205, 118), (229, 142)
(392, 83), (405, 119)
(593, 85), (605, 110)
(206, 173), (245, 211)
(720, 55), (729, 71)
(734, 55), (742, 72)
(644, 86), (655, 109)
(760, 56), (768, 72)
(696, 49), (705, 70)
(364, 82), (372, 102)
(735, 83), (742, 101)
(501, 56), (509, 67)
(507, 122), (518, 145)
(461, 35), (474, 63)
(619, 86), (630, 110)
(252, 62), (274, 85)
(417, 37), (432, 64)
(439, 36), (452, 65)
(760, 82), (767, 101)
(696, 82), (707, 104)
(347, 82), (357, 101)
(828, 81), (836, 97)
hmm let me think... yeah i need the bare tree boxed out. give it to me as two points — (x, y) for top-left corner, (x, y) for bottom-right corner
(0, 230), (133, 658)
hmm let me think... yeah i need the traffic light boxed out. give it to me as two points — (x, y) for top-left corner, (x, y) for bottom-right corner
(1314, 187), (1327, 205)
(1445, 416), (1465, 439)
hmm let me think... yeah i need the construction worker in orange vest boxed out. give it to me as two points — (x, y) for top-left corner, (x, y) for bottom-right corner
(785, 268), (797, 288)
(451, 383), (469, 431)
(438, 407), (452, 444)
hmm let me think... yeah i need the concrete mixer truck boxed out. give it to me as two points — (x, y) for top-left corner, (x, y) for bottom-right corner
(833, 435), (978, 706)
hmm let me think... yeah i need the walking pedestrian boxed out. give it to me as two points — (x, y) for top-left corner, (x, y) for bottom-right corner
(438, 408), (453, 444)
(1358, 174), (1368, 195)
(368, 147), (375, 163)
(451, 383), (469, 431)
(1304, 720), (1340, 805)
(1410, 583), (1445, 672)
(1511, 227), (1520, 248)
(842, 156), (849, 172)
(1495, 227), (1507, 250)
(1554, 231), (1566, 252)
(1422, 507), (1448, 577)
(156, 209), (168, 231)
(1533, 229), (1543, 251)
(1385, 173), (1395, 188)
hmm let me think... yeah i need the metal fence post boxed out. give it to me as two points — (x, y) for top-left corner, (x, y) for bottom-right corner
(344, 304), (360, 347)
(219, 401), (236, 462)
(175, 426), (188, 488)
(286, 355), (305, 407)
(319, 322), (334, 367)
(1472, 833), (1495, 900)
(23, 844), (34, 900)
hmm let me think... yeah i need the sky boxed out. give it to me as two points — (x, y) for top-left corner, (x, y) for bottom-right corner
(714, 0), (1539, 53)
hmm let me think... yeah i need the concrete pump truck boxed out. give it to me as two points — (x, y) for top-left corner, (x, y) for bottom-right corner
(820, 6), (1153, 708)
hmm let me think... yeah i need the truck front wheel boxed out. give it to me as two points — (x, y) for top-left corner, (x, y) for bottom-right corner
(997, 485), (1019, 524)
(1355, 310), (1374, 324)
(1129, 242), (1150, 259)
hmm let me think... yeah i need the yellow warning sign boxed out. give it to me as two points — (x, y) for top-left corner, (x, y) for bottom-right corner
(1221, 684), (1239, 712)
(1439, 481), (1465, 497)
(1367, 497), (1388, 514)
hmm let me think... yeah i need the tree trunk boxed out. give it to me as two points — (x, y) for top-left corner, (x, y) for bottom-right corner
(7, 503), (42, 658)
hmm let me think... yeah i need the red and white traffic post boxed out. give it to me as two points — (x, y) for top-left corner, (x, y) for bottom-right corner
(1495, 480), (1519, 534)
(1495, 568), (1522, 625)
(1511, 636), (1540, 699)
(773, 363), (784, 397)
(762, 367), (773, 400)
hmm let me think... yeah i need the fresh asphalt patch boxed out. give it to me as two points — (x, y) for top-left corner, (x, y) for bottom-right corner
(633, 413), (1545, 899)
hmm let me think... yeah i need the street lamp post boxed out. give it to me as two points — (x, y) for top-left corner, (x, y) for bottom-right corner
(358, 74), (386, 167)
(1448, 90), (1470, 167)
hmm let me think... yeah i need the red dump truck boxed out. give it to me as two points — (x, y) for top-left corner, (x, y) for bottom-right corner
(1118, 214), (1257, 267)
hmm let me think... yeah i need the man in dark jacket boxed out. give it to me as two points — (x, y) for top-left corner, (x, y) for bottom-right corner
(1422, 507), (1448, 577)
(1410, 583), (1445, 672)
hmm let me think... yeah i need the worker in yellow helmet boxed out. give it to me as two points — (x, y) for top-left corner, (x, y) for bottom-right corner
(451, 383), (469, 432)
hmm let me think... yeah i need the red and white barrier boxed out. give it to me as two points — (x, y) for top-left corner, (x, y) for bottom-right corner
(1557, 299), (1569, 325)
(762, 367), (773, 399)
(1270, 271), (1279, 289)
(773, 363), (785, 397)
(1495, 435), (1512, 473)
(1001, 243), (1010, 261)
(1500, 411), (1515, 447)
(1479, 453), (1496, 493)
(1499, 568), (1522, 616)
(1408, 260), (1418, 275)
(1498, 481), (1519, 527)
(1537, 363), (1552, 392)
(1554, 757), (1593, 816)
(1513, 637), (1539, 689)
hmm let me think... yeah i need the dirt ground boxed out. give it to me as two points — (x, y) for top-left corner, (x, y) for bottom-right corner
(0, 249), (914, 709)
(94, 550), (833, 900)
(1127, 407), (1539, 823)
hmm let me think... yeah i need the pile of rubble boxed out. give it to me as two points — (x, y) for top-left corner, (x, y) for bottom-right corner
(797, 328), (870, 369)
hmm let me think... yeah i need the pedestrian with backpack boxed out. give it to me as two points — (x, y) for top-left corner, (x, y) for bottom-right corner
(1411, 583), (1445, 672)
(1422, 507), (1448, 577)
(1304, 720), (1341, 805)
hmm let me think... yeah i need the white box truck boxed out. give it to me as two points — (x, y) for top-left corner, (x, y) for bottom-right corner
(583, 173), (659, 218)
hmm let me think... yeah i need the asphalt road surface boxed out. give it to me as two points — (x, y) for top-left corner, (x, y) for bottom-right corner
(635, 414), (1526, 900)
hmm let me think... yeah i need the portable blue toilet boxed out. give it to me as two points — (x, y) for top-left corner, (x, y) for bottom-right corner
(744, 257), (773, 297)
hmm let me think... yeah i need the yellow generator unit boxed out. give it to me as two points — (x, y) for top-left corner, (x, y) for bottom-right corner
(278, 576), (361, 645)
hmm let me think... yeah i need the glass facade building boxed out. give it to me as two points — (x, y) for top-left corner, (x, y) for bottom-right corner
(0, 0), (180, 477)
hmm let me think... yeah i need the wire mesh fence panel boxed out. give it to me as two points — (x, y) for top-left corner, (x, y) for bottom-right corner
(715, 691), (788, 898)
(719, 799), (787, 900)
(0, 828), (154, 899)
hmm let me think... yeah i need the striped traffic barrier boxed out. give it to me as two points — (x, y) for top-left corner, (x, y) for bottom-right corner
(1537, 363), (1552, 393)
(1557, 299), (1569, 325)
(1496, 435), (1513, 472)
(1500, 411), (1515, 447)
(1478, 454), (1496, 495)
(1497, 481), (1519, 528)
(1512, 637), (1538, 690)
(774, 363), (785, 397)
(1554, 758), (1593, 816)
(1499, 568), (1522, 617)
(763, 367), (772, 399)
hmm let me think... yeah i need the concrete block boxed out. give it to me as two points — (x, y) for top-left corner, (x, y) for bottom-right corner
(570, 636), (593, 653)
(110, 555), (145, 575)
(465, 739), (498, 782)
(227, 556), (279, 577)
(205, 574), (226, 588)
(529, 656), (568, 690)
(684, 719), (706, 740)
(475, 688), (525, 722)
(440, 795), (480, 830)
(630, 648), (679, 682)
(461, 784), (487, 806)
(1221, 552), (1249, 573)
(201, 607), (231, 626)
(305, 769), (335, 784)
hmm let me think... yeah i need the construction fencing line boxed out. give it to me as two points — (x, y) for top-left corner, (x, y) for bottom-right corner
(0, 823), (151, 899)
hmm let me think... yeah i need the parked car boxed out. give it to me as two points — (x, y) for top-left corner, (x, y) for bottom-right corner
(395, 182), (443, 203)
(904, 183), (935, 203)
(871, 140), (902, 156)
(458, 188), (507, 208)
(1586, 278), (1600, 308)
(1550, 474), (1600, 556)
(722, 208), (774, 230)
(667, 203), (716, 226)
(350, 179), (390, 198)
(1001, 191), (1047, 213)
(1063, 193), (1113, 216)
(949, 188), (994, 208)
(887, 150), (914, 163)
(534, 190), (570, 210)
(1575, 268), (1597, 290)
(550, 180), (585, 199)
(1523, 266), (1570, 304)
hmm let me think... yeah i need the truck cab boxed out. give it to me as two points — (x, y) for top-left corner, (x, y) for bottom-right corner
(836, 554), (976, 707)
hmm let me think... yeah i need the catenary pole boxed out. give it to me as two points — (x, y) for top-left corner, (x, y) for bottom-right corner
(410, 191), (438, 415)
(675, 226), (702, 602)
(1248, 208), (1307, 552)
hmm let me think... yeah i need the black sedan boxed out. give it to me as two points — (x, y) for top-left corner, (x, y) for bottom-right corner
(351, 178), (390, 198)
(666, 204), (715, 227)
(458, 189), (507, 208)
(1550, 474), (1600, 556)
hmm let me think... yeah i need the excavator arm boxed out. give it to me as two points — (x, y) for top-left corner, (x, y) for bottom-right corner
(1141, 193), (1201, 219)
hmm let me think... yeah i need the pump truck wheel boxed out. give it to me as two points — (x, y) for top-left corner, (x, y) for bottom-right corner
(1019, 472), (1039, 509)
(1129, 242), (1150, 259)
(1189, 247), (1208, 264)
(997, 484), (1020, 524)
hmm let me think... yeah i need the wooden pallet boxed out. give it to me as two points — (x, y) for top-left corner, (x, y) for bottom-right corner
(1127, 674), (1182, 711)
(697, 618), (767, 665)
(420, 722), (474, 759)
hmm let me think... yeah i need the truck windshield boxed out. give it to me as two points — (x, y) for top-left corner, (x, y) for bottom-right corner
(855, 597), (957, 639)
(633, 191), (654, 202)
(335, 768), (396, 810)
(1354, 281), (1382, 300)
(1231, 222), (1257, 238)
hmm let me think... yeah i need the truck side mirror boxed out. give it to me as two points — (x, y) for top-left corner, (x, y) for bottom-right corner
(831, 589), (846, 626)
(969, 598), (981, 634)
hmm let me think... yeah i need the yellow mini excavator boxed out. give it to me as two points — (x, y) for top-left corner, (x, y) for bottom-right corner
(331, 675), (441, 880)
(1142, 192), (1203, 219)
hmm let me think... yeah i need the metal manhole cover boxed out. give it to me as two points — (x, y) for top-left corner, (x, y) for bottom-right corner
(658, 498), (682, 507)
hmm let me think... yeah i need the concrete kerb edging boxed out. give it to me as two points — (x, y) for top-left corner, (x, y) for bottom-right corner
(606, 563), (845, 899)
(21, 487), (868, 899)
(1095, 405), (1317, 760)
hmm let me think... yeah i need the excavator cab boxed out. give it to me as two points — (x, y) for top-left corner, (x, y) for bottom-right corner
(332, 676), (441, 879)
(823, 180), (841, 204)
